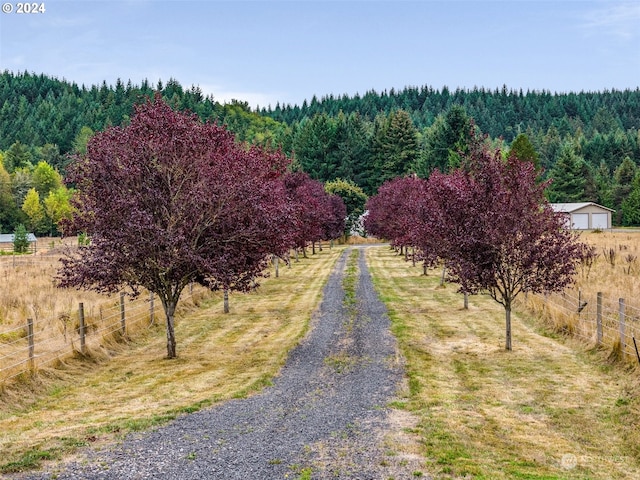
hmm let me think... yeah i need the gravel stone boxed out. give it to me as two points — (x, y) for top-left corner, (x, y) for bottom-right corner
(15, 247), (426, 479)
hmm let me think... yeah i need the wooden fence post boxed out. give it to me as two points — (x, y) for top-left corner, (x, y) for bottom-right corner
(596, 292), (603, 346)
(149, 292), (154, 325)
(27, 318), (34, 372)
(619, 298), (626, 354)
(577, 289), (588, 314)
(120, 292), (126, 335)
(79, 302), (86, 355)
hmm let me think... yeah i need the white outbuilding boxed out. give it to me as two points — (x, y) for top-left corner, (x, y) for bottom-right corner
(550, 202), (614, 230)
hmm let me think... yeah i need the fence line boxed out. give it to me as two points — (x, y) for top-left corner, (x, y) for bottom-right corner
(521, 289), (640, 364)
(0, 286), (207, 384)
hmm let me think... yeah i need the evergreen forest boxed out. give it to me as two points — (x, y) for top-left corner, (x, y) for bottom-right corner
(1, 70), (640, 235)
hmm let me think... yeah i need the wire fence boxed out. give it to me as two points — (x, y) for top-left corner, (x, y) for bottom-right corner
(0, 283), (207, 385)
(520, 288), (640, 365)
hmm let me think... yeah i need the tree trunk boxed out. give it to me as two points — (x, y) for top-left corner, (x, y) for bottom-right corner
(164, 300), (177, 359)
(440, 264), (446, 286)
(312, 241), (316, 255)
(505, 303), (512, 351)
(274, 256), (279, 278)
(223, 288), (229, 314)
(464, 292), (469, 309)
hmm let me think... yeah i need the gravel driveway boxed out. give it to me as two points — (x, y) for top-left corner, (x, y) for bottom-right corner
(19, 247), (424, 479)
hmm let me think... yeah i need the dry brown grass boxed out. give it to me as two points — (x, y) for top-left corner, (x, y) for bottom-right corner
(520, 230), (640, 364)
(0, 245), (344, 473)
(569, 230), (640, 314)
(0, 237), (192, 382)
(367, 245), (640, 479)
(0, 237), (114, 328)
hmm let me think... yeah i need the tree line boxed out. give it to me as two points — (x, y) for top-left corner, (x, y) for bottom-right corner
(2, 71), (640, 232)
(287, 106), (640, 224)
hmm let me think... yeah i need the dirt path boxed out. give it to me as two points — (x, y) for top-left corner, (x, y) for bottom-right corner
(18, 247), (423, 479)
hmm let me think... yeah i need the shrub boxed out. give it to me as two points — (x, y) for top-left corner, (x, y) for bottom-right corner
(13, 224), (29, 253)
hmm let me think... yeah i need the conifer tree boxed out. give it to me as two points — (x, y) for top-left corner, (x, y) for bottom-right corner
(545, 143), (587, 202)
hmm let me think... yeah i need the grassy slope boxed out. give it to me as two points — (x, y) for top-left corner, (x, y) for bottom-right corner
(0, 246), (344, 474)
(366, 246), (640, 480)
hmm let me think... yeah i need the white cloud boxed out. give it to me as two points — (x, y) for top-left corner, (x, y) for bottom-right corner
(582, 2), (640, 40)
(197, 83), (286, 110)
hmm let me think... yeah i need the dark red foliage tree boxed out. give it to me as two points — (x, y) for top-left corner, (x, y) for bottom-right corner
(364, 175), (427, 253)
(283, 171), (335, 256)
(423, 142), (591, 350)
(367, 135), (591, 350)
(58, 97), (292, 358)
(323, 194), (347, 243)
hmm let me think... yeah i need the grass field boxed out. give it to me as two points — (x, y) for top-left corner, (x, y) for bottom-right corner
(521, 230), (640, 363)
(367, 245), (640, 479)
(0, 237), (203, 382)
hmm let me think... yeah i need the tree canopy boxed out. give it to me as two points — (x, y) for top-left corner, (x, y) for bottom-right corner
(57, 97), (293, 358)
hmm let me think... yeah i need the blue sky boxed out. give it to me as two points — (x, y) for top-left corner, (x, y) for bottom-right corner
(1, 0), (639, 109)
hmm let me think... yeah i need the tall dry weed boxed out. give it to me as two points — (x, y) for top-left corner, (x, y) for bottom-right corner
(520, 230), (640, 363)
(0, 237), (208, 382)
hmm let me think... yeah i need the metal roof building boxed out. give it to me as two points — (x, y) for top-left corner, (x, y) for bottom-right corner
(550, 202), (614, 230)
(0, 233), (38, 252)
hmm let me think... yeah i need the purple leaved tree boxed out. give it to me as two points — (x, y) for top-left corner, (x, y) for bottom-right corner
(364, 175), (427, 253)
(425, 142), (592, 350)
(283, 171), (337, 257)
(58, 97), (292, 358)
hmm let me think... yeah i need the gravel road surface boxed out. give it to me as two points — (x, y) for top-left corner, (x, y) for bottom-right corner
(18, 247), (424, 479)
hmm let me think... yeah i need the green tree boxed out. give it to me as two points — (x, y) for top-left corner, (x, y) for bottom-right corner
(416, 105), (472, 176)
(13, 223), (29, 253)
(594, 160), (613, 208)
(32, 161), (63, 198)
(292, 113), (337, 182)
(509, 133), (540, 171)
(371, 109), (418, 190)
(44, 186), (73, 236)
(621, 173), (640, 226)
(4, 141), (32, 172)
(612, 156), (638, 224)
(0, 161), (21, 231)
(538, 125), (562, 173)
(37, 143), (65, 172)
(325, 178), (368, 236)
(545, 143), (587, 202)
(72, 126), (94, 155)
(11, 167), (33, 207)
(328, 111), (372, 184)
(22, 188), (45, 234)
